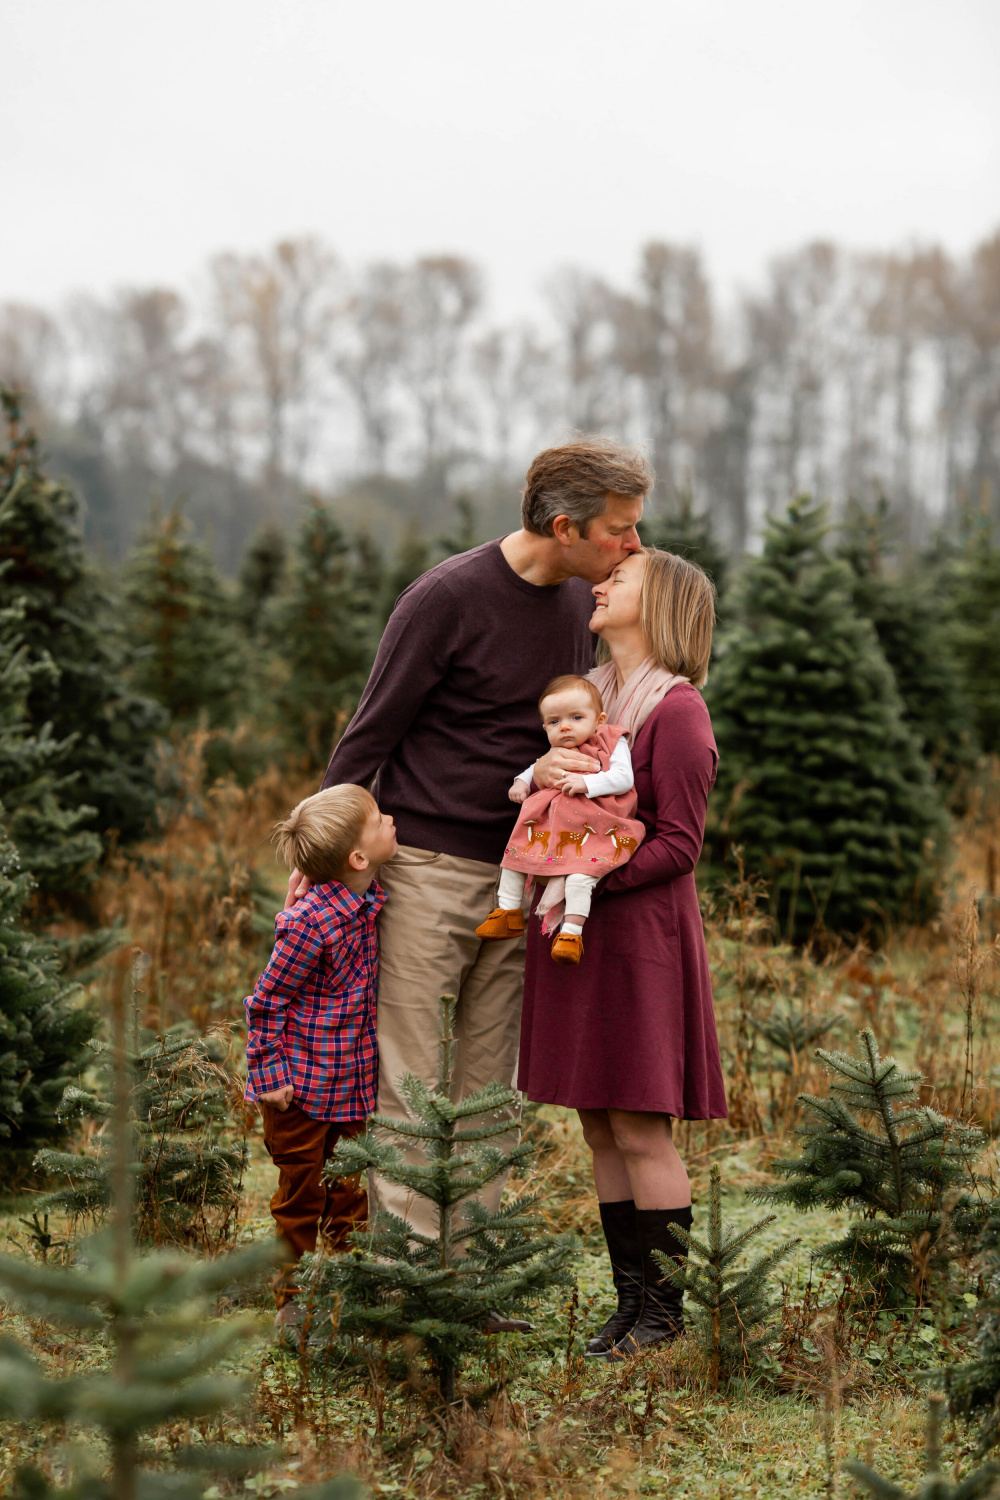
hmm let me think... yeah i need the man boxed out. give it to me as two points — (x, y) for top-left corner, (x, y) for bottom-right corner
(288, 437), (651, 1234)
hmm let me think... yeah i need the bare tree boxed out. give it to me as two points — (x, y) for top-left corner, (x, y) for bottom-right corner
(0, 303), (68, 417)
(337, 262), (406, 473)
(210, 236), (340, 481)
(620, 242), (716, 489)
(545, 267), (625, 433)
(398, 255), (483, 467)
(471, 325), (555, 474)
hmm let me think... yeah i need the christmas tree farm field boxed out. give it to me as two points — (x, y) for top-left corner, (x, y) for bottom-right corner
(7, 755), (1000, 1496)
(0, 1119), (988, 1500)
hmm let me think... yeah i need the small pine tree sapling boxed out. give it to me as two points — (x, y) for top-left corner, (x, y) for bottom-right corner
(751, 1030), (988, 1302)
(304, 996), (577, 1403)
(35, 1014), (248, 1250)
(0, 973), (311, 1500)
(845, 1394), (998, 1500)
(655, 1164), (797, 1389)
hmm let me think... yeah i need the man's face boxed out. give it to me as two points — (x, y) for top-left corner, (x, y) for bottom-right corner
(557, 492), (644, 583)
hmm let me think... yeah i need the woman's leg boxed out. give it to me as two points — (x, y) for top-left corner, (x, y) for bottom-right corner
(607, 1109), (690, 1208)
(578, 1108), (632, 1200)
(577, 1108), (643, 1356)
(599, 1110), (691, 1354)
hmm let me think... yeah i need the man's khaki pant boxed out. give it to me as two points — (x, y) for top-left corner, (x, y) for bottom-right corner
(373, 844), (525, 1238)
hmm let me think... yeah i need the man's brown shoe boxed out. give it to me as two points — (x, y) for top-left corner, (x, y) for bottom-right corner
(551, 932), (584, 965)
(476, 907), (525, 940)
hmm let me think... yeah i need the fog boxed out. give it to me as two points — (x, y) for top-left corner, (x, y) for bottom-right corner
(3, 0), (998, 317)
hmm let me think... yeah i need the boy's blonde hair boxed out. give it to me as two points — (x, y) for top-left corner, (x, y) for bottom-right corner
(271, 785), (377, 883)
(539, 675), (604, 717)
(639, 547), (716, 687)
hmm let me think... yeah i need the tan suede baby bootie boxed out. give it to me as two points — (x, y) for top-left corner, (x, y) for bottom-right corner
(476, 907), (525, 940)
(551, 932), (584, 965)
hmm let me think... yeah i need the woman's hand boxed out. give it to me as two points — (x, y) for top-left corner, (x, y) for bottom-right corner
(533, 746), (600, 789)
(284, 868), (312, 909)
(509, 778), (530, 803)
(559, 772), (589, 797)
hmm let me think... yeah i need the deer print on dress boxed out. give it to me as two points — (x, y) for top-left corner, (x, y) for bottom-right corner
(523, 820), (550, 856)
(554, 823), (598, 859)
(607, 825), (639, 864)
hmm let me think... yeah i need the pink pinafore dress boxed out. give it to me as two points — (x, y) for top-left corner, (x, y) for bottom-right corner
(501, 724), (646, 879)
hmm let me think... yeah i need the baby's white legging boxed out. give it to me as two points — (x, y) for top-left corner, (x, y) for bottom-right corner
(497, 868), (598, 933)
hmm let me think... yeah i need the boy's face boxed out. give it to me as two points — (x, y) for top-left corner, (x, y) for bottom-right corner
(356, 805), (398, 871)
(540, 688), (606, 749)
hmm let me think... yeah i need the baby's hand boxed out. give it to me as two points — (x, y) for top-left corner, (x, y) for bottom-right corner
(509, 779), (530, 804)
(559, 772), (589, 797)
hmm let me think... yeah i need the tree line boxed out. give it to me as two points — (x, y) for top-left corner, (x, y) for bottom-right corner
(1, 230), (999, 568)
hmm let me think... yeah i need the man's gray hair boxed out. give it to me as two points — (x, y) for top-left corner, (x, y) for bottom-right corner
(521, 436), (654, 537)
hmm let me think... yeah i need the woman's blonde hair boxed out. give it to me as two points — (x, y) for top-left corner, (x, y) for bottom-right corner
(638, 547), (716, 686)
(271, 784), (377, 883)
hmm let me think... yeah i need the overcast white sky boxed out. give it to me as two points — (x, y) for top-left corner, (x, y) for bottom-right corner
(2, 0), (998, 321)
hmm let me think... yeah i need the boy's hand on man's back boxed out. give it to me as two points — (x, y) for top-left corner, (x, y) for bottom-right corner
(284, 868), (312, 909)
(259, 1085), (294, 1111)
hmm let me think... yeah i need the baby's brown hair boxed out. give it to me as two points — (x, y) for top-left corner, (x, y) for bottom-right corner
(271, 784), (376, 883)
(539, 675), (605, 717)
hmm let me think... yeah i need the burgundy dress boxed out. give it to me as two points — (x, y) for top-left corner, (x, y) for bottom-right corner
(517, 683), (728, 1119)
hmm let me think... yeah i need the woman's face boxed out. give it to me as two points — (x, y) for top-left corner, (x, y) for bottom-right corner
(590, 551), (645, 636)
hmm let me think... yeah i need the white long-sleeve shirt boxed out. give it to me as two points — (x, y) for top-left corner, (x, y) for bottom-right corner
(515, 735), (634, 799)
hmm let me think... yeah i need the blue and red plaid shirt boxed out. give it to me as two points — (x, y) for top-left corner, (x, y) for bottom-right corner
(244, 879), (383, 1122)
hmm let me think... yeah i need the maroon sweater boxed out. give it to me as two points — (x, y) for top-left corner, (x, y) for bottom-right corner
(322, 540), (595, 862)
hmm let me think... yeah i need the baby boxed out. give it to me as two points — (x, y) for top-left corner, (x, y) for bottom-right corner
(476, 675), (645, 966)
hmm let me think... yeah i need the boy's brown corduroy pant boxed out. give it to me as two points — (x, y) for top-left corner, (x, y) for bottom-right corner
(259, 1100), (367, 1297)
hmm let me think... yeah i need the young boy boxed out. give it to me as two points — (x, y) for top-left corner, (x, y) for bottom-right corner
(245, 783), (397, 1315)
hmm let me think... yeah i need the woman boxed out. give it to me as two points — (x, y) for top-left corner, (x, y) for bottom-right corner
(519, 546), (727, 1360)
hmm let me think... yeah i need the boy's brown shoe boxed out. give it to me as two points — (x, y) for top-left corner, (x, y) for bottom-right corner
(476, 907), (525, 940)
(551, 932), (584, 965)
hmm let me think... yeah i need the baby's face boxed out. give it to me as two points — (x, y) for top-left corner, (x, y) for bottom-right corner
(540, 689), (604, 749)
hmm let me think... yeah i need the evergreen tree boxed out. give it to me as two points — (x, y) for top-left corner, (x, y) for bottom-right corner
(36, 1019), (248, 1250)
(302, 996), (577, 1403)
(383, 525), (431, 621)
(266, 500), (377, 766)
(0, 389), (164, 851)
(437, 493), (479, 559)
(122, 505), (244, 726)
(0, 595), (101, 895)
(0, 827), (95, 1167)
(707, 497), (945, 943)
(751, 1030), (987, 1302)
(0, 600), (96, 1164)
(656, 1164), (797, 1388)
(237, 521), (288, 635)
(845, 1395), (997, 1500)
(838, 499), (976, 790)
(640, 489), (730, 601)
(937, 508), (1000, 757)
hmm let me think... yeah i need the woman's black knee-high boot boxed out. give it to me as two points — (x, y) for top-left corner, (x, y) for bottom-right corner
(584, 1199), (644, 1358)
(609, 1205), (692, 1359)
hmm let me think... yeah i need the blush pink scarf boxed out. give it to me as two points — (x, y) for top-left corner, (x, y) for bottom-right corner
(587, 658), (689, 742)
(533, 657), (689, 932)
